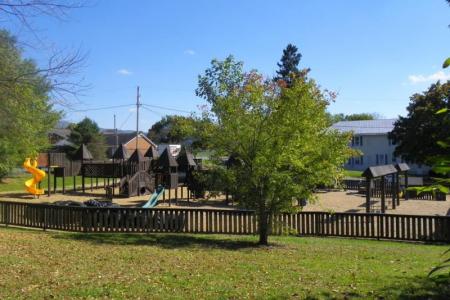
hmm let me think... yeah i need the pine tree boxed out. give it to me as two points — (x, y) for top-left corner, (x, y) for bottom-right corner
(275, 44), (309, 86)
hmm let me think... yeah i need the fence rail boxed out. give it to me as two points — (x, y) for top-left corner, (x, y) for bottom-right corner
(0, 201), (449, 242)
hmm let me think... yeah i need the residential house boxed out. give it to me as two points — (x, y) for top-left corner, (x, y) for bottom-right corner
(102, 130), (157, 157)
(332, 119), (429, 175)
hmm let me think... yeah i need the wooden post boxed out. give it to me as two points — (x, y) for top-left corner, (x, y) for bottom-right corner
(53, 171), (57, 193)
(62, 175), (65, 194)
(96, 177), (98, 188)
(396, 172), (400, 206)
(381, 176), (386, 213)
(181, 186), (184, 200)
(90, 176), (93, 191)
(365, 177), (371, 213)
(73, 175), (76, 192)
(82, 174), (85, 194)
(168, 188), (171, 207)
(391, 174), (396, 209)
(47, 167), (51, 197)
(404, 172), (409, 200)
(175, 187), (178, 205)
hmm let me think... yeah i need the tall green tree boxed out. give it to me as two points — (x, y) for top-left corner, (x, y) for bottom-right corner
(199, 69), (351, 245)
(274, 43), (309, 87)
(148, 115), (199, 144)
(196, 55), (245, 107)
(69, 118), (107, 160)
(0, 30), (60, 179)
(389, 81), (450, 164)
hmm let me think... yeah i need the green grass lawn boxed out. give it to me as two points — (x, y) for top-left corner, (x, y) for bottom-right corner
(0, 227), (448, 299)
(344, 169), (363, 178)
(0, 174), (104, 193)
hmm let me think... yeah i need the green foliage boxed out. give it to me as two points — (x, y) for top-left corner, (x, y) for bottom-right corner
(443, 58), (450, 69)
(329, 112), (379, 124)
(69, 118), (107, 160)
(195, 55), (245, 106)
(389, 81), (450, 164)
(198, 64), (351, 243)
(147, 115), (209, 149)
(0, 30), (60, 179)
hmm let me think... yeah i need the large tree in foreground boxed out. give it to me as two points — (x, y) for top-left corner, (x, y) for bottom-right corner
(199, 69), (351, 245)
(0, 30), (60, 179)
(389, 81), (450, 164)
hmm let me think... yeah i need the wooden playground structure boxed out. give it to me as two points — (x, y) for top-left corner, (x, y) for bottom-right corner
(35, 143), (198, 203)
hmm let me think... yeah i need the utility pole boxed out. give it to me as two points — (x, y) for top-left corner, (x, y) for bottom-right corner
(136, 86), (140, 152)
(114, 114), (118, 153)
(136, 86), (141, 196)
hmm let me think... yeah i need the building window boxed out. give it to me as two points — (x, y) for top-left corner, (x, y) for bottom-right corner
(360, 136), (363, 146)
(388, 138), (396, 146)
(360, 155), (364, 165)
(385, 154), (388, 164)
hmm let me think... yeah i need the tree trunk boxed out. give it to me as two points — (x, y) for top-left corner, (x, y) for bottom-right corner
(258, 209), (269, 245)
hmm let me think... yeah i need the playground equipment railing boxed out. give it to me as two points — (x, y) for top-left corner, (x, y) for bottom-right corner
(0, 201), (449, 242)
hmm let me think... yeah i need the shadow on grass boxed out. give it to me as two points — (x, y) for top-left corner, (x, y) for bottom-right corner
(52, 232), (262, 250)
(306, 274), (450, 299)
(371, 274), (450, 299)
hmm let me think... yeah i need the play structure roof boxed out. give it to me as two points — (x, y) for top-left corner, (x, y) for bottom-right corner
(395, 163), (410, 172)
(362, 164), (397, 178)
(112, 144), (129, 160)
(177, 148), (196, 170)
(144, 146), (159, 160)
(158, 148), (178, 168)
(128, 149), (146, 162)
(74, 144), (93, 160)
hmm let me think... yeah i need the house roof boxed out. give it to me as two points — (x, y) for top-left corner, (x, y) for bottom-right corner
(103, 131), (157, 149)
(49, 128), (71, 139)
(332, 119), (396, 135)
(124, 132), (157, 149)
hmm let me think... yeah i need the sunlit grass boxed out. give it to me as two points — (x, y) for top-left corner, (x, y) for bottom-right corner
(0, 227), (448, 299)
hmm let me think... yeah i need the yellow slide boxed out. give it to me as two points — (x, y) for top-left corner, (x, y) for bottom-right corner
(23, 158), (46, 196)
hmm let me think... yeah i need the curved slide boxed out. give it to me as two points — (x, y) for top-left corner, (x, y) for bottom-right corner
(23, 158), (46, 196)
(142, 185), (165, 208)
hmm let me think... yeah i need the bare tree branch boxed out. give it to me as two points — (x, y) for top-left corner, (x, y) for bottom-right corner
(0, 0), (90, 107)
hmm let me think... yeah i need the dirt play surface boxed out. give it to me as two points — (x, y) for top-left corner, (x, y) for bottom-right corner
(0, 188), (449, 216)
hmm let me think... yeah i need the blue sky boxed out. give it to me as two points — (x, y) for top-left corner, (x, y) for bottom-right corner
(8, 0), (450, 130)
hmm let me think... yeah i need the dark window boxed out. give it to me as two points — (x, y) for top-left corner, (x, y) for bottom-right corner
(376, 154), (379, 165)
(360, 136), (363, 146)
(385, 154), (388, 164)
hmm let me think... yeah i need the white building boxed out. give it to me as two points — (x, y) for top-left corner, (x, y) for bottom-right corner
(332, 119), (429, 175)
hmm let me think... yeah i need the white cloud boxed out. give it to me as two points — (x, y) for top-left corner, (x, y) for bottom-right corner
(117, 69), (132, 76)
(184, 49), (196, 56)
(408, 71), (450, 84)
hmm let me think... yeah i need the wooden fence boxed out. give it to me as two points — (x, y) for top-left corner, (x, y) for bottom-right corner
(0, 201), (449, 242)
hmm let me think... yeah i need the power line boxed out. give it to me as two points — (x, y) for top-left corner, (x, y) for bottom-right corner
(142, 106), (164, 117)
(66, 104), (135, 112)
(141, 103), (191, 114)
(118, 112), (133, 129)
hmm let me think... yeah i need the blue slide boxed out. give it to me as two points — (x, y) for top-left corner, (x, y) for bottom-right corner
(142, 185), (165, 208)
